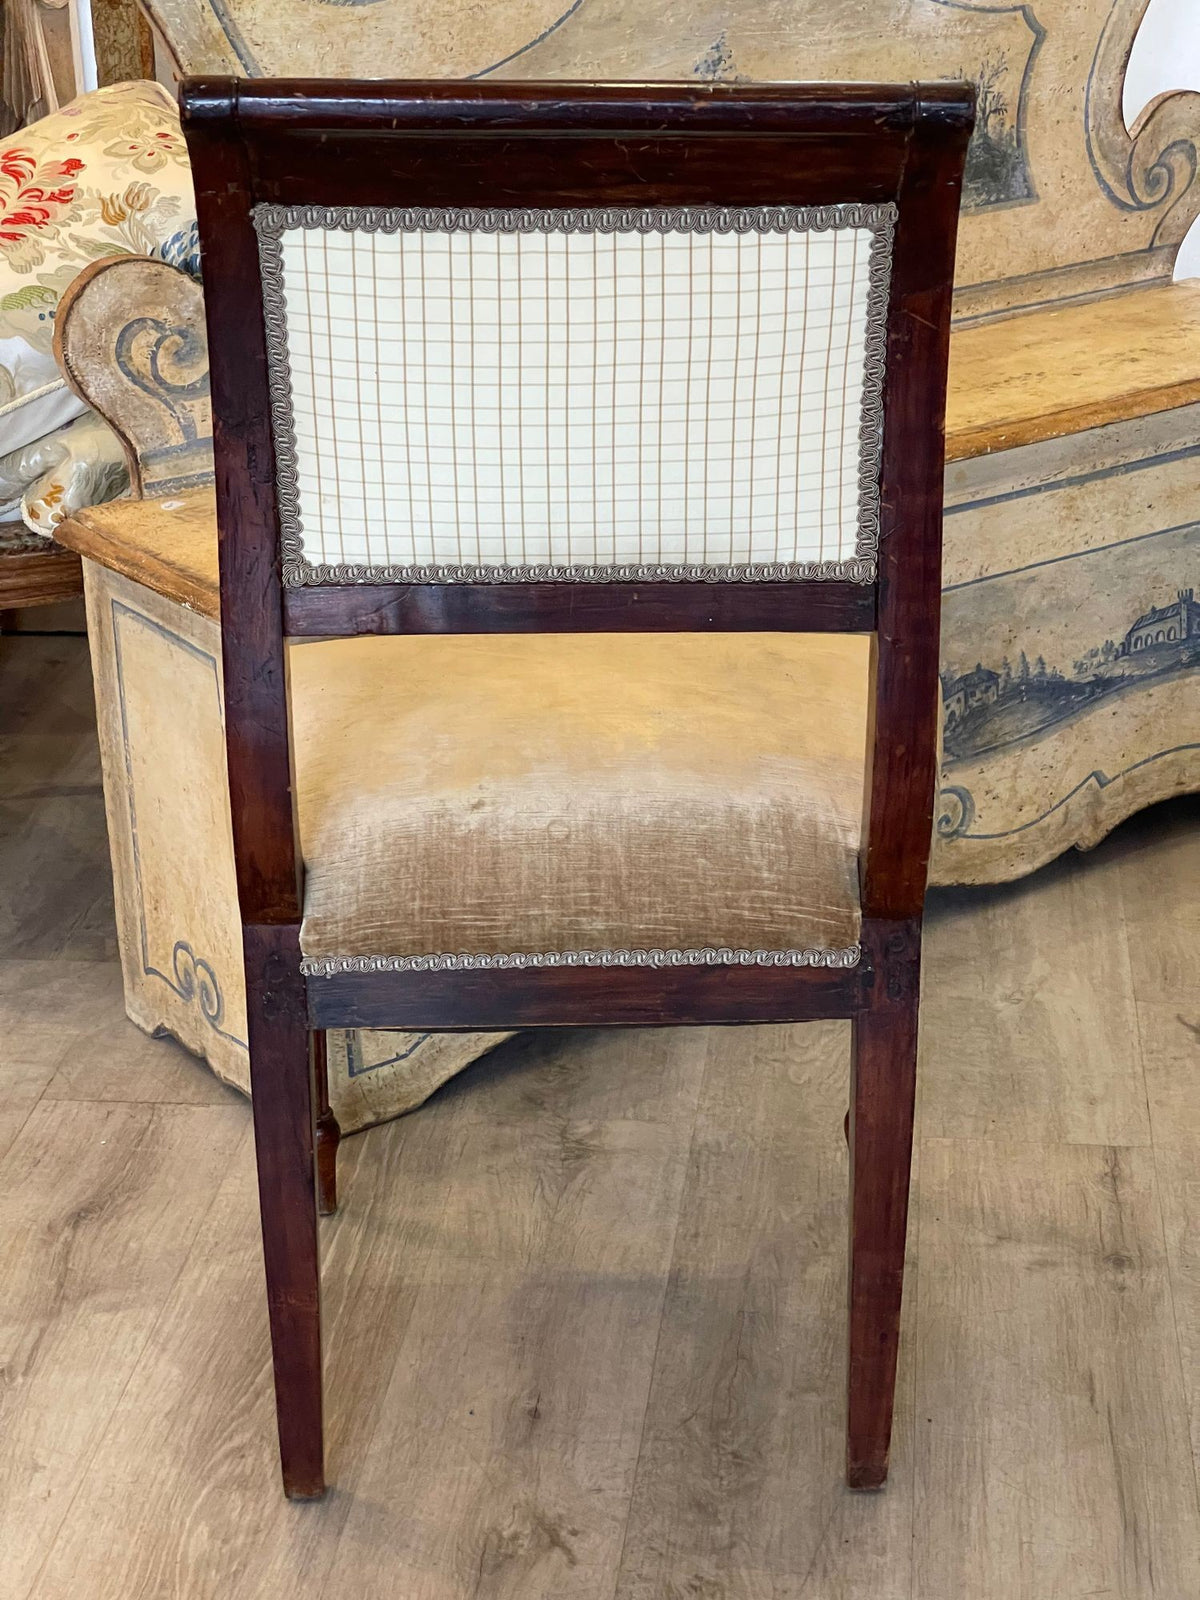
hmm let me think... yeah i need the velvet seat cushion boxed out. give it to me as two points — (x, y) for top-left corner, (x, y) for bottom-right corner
(290, 632), (868, 969)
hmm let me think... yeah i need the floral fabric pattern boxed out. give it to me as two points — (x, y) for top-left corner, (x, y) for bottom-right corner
(0, 80), (198, 529)
(0, 148), (85, 264)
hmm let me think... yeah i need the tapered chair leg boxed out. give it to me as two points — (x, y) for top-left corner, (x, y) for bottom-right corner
(846, 928), (921, 1490)
(313, 1030), (341, 1217)
(245, 925), (325, 1499)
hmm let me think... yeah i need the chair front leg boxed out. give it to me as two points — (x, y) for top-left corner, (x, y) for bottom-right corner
(245, 924), (325, 1499)
(846, 918), (921, 1490)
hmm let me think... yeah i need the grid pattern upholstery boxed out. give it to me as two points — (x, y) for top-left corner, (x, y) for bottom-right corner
(255, 204), (895, 585)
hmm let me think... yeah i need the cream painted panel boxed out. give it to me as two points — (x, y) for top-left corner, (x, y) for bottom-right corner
(84, 565), (247, 1075)
(934, 419), (1200, 884)
(943, 405), (1200, 586)
(83, 564), (508, 1132)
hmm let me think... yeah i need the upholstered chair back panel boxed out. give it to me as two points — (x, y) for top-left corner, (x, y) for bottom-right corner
(255, 205), (894, 584)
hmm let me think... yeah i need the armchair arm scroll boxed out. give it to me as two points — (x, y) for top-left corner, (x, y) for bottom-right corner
(54, 255), (213, 501)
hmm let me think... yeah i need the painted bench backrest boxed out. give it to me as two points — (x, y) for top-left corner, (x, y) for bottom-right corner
(143, 0), (1199, 324)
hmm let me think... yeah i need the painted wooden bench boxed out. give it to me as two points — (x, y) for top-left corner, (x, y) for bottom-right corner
(49, 0), (1200, 1110)
(52, 262), (513, 1128)
(940, 284), (1200, 879)
(127, 0), (1200, 880)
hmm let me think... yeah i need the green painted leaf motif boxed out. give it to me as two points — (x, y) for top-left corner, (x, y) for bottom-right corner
(65, 235), (135, 262)
(0, 283), (57, 312)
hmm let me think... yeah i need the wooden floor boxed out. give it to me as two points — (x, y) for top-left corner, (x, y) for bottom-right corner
(3, 629), (1200, 1600)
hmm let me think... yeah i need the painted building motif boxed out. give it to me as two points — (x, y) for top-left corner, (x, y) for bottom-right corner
(1122, 588), (1200, 654)
(943, 582), (1200, 762)
(942, 664), (1001, 727)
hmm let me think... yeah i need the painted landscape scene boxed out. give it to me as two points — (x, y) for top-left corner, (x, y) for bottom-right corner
(943, 585), (1200, 762)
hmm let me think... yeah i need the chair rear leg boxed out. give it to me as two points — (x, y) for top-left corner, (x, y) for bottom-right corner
(313, 1030), (341, 1217)
(245, 925), (325, 1499)
(846, 923), (921, 1490)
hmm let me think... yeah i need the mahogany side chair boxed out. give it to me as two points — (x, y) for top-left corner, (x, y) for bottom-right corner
(180, 76), (973, 1500)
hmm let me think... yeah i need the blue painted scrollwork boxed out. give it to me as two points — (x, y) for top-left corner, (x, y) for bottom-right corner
(937, 785), (977, 840)
(171, 941), (225, 1030)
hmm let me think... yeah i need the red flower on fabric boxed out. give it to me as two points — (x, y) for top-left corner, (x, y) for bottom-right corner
(0, 149), (86, 244)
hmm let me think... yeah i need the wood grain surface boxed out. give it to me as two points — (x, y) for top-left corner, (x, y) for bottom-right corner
(53, 491), (219, 620)
(946, 280), (1200, 460)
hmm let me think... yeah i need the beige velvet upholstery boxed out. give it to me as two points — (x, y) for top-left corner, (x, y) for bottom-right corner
(290, 632), (868, 969)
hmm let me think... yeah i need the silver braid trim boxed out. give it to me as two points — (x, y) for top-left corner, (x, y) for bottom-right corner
(284, 558), (875, 586)
(855, 205), (894, 576)
(301, 944), (863, 977)
(257, 202), (893, 239)
(253, 202), (895, 590)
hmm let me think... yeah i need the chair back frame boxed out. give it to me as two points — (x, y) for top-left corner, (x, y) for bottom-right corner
(180, 77), (973, 1030)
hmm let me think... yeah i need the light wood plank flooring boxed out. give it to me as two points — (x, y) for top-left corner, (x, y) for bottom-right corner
(2, 630), (1199, 1599)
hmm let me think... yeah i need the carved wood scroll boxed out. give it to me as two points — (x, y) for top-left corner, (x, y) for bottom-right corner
(53, 255), (213, 498)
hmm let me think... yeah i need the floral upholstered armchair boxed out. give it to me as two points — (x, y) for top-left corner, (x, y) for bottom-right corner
(0, 80), (198, 534)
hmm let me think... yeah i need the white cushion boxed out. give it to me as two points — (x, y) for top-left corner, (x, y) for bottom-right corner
(0, 411), (129, 532)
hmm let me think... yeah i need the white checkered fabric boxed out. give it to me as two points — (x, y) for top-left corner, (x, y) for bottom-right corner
(256, 206), (893, 582)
